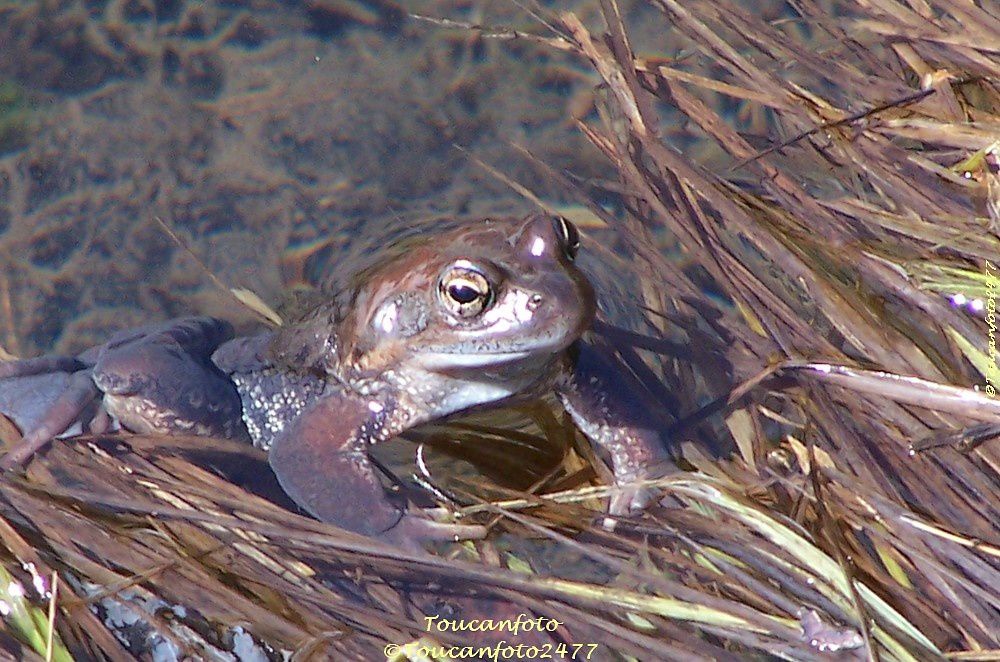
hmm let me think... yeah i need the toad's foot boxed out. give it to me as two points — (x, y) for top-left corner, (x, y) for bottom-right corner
(379, 515), (487, 552)
(0, 370), (101, 467)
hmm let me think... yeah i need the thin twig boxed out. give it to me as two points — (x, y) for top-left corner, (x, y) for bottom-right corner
(730, 87), (939, 171)
(410, 13), (573, 51)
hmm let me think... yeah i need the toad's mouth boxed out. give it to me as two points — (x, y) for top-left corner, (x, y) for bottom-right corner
(416, 350), (535, 370)
(414, 335), (578, 370)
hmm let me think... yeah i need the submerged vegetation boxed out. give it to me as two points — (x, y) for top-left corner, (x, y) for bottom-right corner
(0, 0), (998, 659)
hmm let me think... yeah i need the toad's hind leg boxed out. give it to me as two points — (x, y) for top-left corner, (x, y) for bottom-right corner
(1, 317), (250, 469)
(90, 317), (251, 441)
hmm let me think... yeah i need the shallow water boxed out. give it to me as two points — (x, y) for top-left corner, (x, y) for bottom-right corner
(0, 1), (600, 354)
(0, 0), (812, 356)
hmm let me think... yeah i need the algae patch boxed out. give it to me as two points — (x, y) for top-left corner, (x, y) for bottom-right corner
(0, 80), (34, 155)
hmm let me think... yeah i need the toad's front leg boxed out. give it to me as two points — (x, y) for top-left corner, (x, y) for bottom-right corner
(268, 393), (486, 548)
(556, 341), (679, 516)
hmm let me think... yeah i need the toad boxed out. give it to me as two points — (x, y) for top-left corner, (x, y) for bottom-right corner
(0, 214), (676, 546)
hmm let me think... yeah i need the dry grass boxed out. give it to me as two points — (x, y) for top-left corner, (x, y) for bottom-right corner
(1, 0), (999, 660)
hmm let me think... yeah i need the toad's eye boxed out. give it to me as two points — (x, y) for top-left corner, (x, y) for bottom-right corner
(438, 264), (493, 318)
(555, 216), (580, 261)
